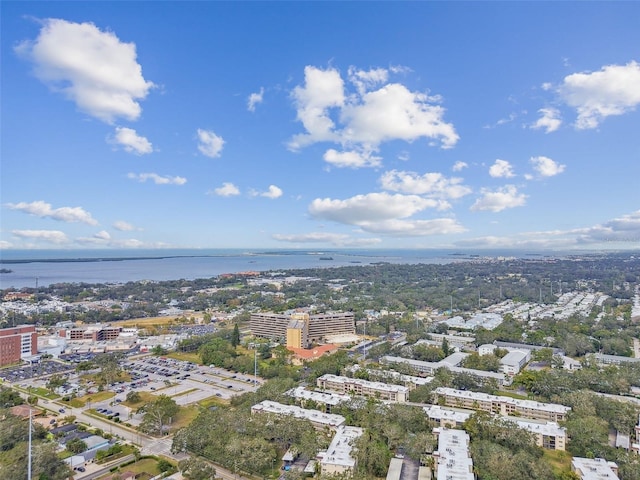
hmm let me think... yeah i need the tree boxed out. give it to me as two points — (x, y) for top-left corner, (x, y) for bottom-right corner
(0, 387), (23, 407)
(179, 457), (217, 480)
(126, 390), (141, 404)
(65, 438), (88, 454)
(139, 395), (179, 435)
(231, 323), (240, 348)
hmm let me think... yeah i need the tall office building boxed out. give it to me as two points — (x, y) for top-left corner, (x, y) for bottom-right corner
(250, 311), (355, 344)
(0, 325), (37, 366)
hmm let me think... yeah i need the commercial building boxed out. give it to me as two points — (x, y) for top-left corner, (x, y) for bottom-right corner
(317, 374), (409, 403)
(286, 316), (309, 349)
(251, 400), (345, 430)
(433, 387), (570, 422)
(59, 324), (122, 342)
(0, 325), (37, 366)
(250, 311), (355, 344)
(432, 428), (474, 480)
(571, 457), (619, 480)
(319, 425), (363, 476)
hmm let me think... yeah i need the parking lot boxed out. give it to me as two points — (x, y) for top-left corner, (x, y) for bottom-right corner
(0, 359), (74, 383)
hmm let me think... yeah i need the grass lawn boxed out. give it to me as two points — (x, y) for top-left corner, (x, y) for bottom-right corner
(171, 405), (199, 432)
(121, 391), (157, 410)
(543, 449), (573, 476)
(167, 351), (201, 364)
(121, 458), (162, 477)
(29, 387), (59, 400)
(197, 396), (229, 409)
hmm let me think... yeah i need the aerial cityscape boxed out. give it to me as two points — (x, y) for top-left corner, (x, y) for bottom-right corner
(1, 1), (640, 480)
(0, 251), (639, 480)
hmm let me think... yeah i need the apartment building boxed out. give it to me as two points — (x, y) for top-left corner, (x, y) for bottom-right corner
(250, 311), (355, 343)
(432, 428), (474, 480)
(317, 374), (409, 403)
(0, 325), (37, 366)
(571, 457), (619, 480)
(287, 387), (351, 413)
(320, 425), (364, 476)
(381, 355), (508, 386)
(433, 387), (571, 422)
(507, 418), (567, 451)
(251, 400), (345, 430)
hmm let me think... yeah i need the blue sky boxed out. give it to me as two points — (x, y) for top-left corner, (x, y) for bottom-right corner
(1, 1), (639, 251)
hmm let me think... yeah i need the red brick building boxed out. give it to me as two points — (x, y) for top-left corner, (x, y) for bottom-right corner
(0, 325), (37, 366)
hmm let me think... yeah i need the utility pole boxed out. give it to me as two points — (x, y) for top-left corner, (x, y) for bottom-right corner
(27, 406), (32, 480)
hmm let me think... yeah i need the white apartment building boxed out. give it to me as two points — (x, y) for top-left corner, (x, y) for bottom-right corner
(317, 374), (409, 403)
(287, 386), (351, 413)
(251, 400), (345, 430)
(433, 428), (474, 480)
(320, 425), (364, 476)
(499, 349), (531, 375)
(506, 418), (567, 451)
(381, 355), (508, 386)
(571, 457), (619, 480)
(434, 387), (571, 422)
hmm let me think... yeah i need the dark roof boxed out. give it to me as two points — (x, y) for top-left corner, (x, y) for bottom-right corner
(50, 424), (78, 435)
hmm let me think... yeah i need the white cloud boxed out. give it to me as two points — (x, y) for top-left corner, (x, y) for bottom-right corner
(341, 82), (458, 149)
(354, 218), (466, 236)
(531, 107), (562, 133)
(12, 229), (69, 244)
(272, 231), (382, 247)
(6, 200), (98, 225)
(323, 149), (382, 169)
(289, 66), (345, 150)
(470, 185), (527, 212)
(456, 209), (640, 249)
(288, 65), (458, 164)
(309, 192), (440, 225)
(489, 159), (515, 178)
(247, 87), (264, 112)
(260, 185), (283, 199)
(530, 156), (566, 177)
(452, 161), (468, 172)
(557, 61), (640, 129)
(93, 230), (111, 240)
(0, 241), (13, 249)
(15, 18), (154, 123)
(575, 209), (640, 244)
(112, 127), (153, 155)
(197, 129), (225, 158)
(113, 220), (137, 231)
(211, 182), (240, 197)
(348, 66), (389, 95)
(127, 173), (187, 185)
(379, 170), (471, 200)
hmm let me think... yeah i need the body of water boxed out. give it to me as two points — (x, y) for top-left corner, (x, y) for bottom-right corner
(0, 248), (559, 289)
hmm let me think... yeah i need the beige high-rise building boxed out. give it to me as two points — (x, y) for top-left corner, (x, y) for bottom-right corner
(250, 311), (354, 343)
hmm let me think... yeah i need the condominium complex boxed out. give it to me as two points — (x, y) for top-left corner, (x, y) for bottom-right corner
(317, 374), (409, 403)
(250, 311), (355, 344)
(0, 325), (37, 366)
(433, 428), (474, 480)
(507, 418), (567, 451)
(250, 400), (345, 430)
(571, 457), (619, 480)
(381, 355), (508, 386)
(320, 425), (363, 476)
(287, 386), (351, 413)
(424, 406), (567, 451)
(433, 387), (571, 422)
